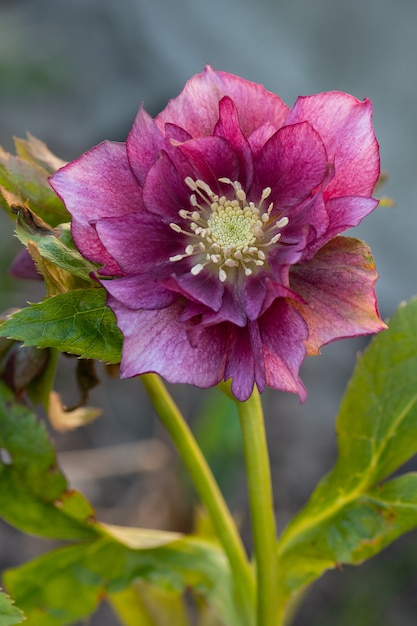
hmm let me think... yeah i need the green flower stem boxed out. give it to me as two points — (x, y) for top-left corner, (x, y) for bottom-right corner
(140, 373), (256, 621)
(235, 387), (279, 626)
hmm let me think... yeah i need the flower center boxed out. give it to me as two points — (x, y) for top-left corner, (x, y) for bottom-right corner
(169, 177), (289, 282)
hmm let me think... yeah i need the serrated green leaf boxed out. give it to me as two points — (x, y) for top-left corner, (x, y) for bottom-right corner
(0, 589), (25, 625)
(15, 214), (99, 284)
(0, 381), (97, 540)
(13, 134), (67, 175)
(277, 299), (417, 621)
(0, 149), (68, 226)
(4, 533), (242, 626)
(0, 289), (123, 364)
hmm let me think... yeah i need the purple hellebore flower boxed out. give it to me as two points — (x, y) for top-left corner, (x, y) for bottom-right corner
(50, 66), (386, 402)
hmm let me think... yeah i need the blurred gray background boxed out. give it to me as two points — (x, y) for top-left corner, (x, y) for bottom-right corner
(0, 0), (417, 624)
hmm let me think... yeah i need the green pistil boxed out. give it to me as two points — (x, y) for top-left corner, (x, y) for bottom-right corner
(169, 177), (289, 282)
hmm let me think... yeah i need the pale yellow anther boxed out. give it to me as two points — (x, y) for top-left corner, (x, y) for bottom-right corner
(219, 269), (227, 282)
(191, 263), (204, 276)
(261, 187), (272, 201)
(276, 216), (289, 228)
(185, 176), (197, 190)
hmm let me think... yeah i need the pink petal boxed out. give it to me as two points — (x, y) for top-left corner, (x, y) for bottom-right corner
(101, 274), (176, 310)
(224, 322), (266, 401)
(9, 248), (43, 281)
(303, 196), (379, 259)
(252, 122), (327, 207)
(214, 96), (254, 188)
(196, 285), (247, 327)
(285, 92), (379, 198)
(50, 141), (142, 274)
(71, 221), (122, 276)
(142, 151), (190, 221)
(260, 300), (308, 400)
(50, 141), (141, 223)
(96, 212), (177, 273)
(178, 135), (240, 189)
(289, 236), (387, 356)
(164, 123), (192, 143)
(241, 273), (301, 320)
(248, 122), (279, 158)
(161, 272), (224, 312)
(126, 106), (166, 185)
(112, 299), (227, 388)
(155, 66), (289, 138)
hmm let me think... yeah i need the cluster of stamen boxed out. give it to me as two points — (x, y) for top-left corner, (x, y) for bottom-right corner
(169, 177), (289, 283)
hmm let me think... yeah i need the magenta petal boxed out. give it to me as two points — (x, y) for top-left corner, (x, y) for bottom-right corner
(241, 274), (301, 320)
(253, 122), (327, 206)
(196, 285), (247, 327)
(179, 285), (247, 328)
(214, 97), (254, 188)
(285, 92), (379, 197)
(101, 275), (176, 310)
(164, 123), (192, 143)
(50, 141), (142, 274)
(161, 272), (224, 312)
(260, 300), (308, 400)
(304, 196), (379, 259)
(155, 65), (289, 138)
(71, 221), (122, 275)
(178, 136), (240, 188)
(9, 248), (43, 281)
(50, 141), (141, 223)
(224, 322), (266, 401)
(96, 212), (177, 273)
(113, 299), (227, 388)
(290, 236), (387, 356)
(248, 123), (278, 158)
(325, 195), (379, 237)
(126, 107), (166, 185)
(142, 152), (190, 221)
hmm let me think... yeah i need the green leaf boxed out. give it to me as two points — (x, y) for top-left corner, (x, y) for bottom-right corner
(14, 134), (67, 176)
(0, 380), (97, 540)
(0, 289), (123, 364)
(277, 298), (417, 621)
(4, 532), (241, 626)
(109, 581), (191, 626)
(14, 211), (99, 284)
(0, 590), (25, 625)
(0, 147), (68, 226)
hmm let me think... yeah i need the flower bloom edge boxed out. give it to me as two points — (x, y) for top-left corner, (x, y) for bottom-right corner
(50, 66), (386, 401)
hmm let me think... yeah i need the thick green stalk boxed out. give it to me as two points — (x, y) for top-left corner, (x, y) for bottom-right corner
(235, 387), (278, 626)
(140, 373), (255, 622)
